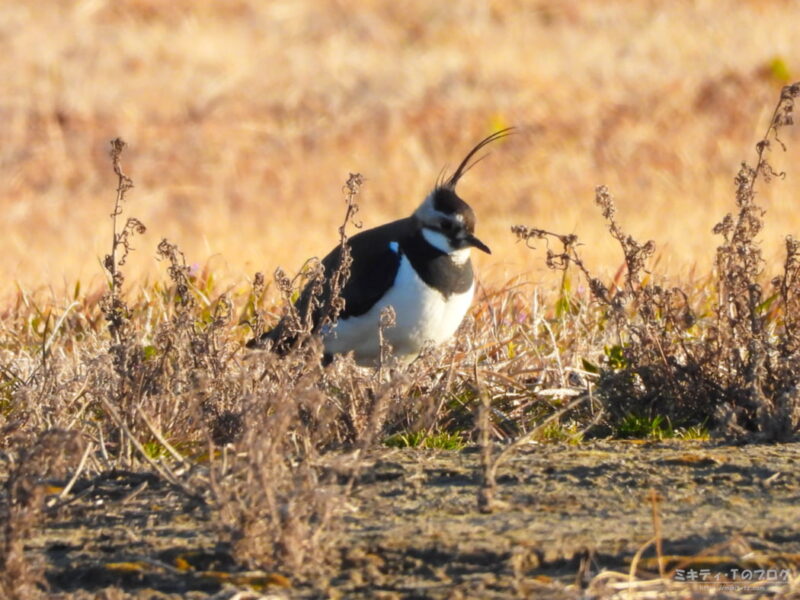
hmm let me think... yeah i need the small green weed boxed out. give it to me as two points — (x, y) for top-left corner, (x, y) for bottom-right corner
(616, 413), (711, 440)
(384, 431), (466, 451)
(142, 441), (168, 460)
(617, 414), (674, 440)
(534, 421), (584, 444)
(674, 424), (710, 440)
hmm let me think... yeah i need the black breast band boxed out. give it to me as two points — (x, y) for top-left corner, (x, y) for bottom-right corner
(401, 231), (474, 298)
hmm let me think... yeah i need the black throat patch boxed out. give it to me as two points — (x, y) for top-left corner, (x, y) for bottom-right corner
(401, 230), (474, 298)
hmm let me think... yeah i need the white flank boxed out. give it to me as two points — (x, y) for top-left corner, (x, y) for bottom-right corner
(323, 254), (474, 366)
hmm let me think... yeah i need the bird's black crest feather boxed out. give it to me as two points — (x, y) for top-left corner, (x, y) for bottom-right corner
(444, 127), (514, 190)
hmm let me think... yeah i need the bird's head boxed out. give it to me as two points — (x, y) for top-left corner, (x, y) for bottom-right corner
(413, 128), (513, 257)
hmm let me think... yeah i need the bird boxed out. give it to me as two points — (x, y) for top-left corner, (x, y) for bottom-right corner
(247, 128), (512, 366)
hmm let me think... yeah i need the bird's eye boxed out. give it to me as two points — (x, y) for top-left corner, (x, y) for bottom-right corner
(440, 220), (453, 232)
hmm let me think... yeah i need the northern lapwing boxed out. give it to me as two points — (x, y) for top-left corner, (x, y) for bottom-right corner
(247, 128), (512, 365)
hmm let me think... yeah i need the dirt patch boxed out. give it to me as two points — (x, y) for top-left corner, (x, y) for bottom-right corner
(18, 440), (800, 598)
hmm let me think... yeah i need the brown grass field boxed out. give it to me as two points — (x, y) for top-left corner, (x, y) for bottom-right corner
(2, 1), (800, 598)
(2, 0), (800, 298)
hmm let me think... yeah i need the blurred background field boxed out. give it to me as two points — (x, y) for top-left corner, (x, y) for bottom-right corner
(1, 0), (799, 301)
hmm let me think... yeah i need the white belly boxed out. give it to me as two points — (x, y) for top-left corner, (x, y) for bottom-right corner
(323, 255), (474, 366)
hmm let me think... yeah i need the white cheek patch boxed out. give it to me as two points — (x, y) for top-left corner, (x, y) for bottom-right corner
(421, 227), (472, 264)
(421, 228), (454, 253)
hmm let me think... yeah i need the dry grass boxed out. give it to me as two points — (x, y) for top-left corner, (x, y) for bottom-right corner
(512, 82), (800, 444)
(2, 0), (800, 296)
(2, 1), (800, 597)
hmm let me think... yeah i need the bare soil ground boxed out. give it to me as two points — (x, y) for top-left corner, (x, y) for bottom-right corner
(21, 440), (800, 599)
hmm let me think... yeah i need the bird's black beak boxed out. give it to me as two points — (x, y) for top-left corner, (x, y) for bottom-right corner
(466, 233), (491, 254)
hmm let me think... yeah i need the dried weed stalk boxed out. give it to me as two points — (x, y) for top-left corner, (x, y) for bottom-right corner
(204, 173), (415, 578)
(101, 138), (145, 343)
(89, 140), (237, 468)
(207, 372), (336, 575)
(206, 342), (417, 577)
(514, 83), (800, 440)
(255, 173), (363, 358)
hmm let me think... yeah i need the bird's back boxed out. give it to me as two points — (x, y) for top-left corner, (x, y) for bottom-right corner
(247, 217), (414, 354)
